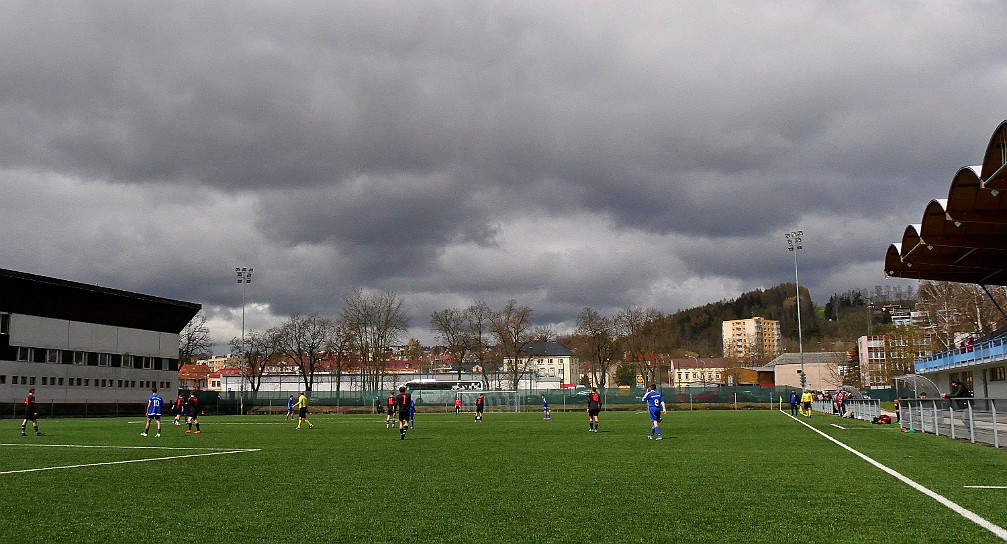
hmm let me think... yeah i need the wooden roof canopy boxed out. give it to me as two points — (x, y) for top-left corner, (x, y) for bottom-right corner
(885, 120), (1007, 286)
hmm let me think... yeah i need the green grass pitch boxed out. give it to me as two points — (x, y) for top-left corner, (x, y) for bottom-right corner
(2, 409), (1007, 543)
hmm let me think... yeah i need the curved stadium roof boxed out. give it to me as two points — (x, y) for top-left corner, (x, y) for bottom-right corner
(885, 120), (1007, 286)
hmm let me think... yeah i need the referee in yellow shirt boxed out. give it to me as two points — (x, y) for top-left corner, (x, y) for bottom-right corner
(800, 389), (814, 417)
(294, 391), (313, 430)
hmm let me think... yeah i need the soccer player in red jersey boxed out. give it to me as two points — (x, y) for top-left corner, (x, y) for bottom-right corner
(385, 391), (396, 428)
(21, 387), (42, 436)
(185, 393), (202, 434)
(587, 387), (602, 432)
(395, 386), (412, 440)
(474, 393), (484, 422)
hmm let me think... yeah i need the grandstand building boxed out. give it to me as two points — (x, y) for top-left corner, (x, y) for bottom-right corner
(0, 268), (200, 403)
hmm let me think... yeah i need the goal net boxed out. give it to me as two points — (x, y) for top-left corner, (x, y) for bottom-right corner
(457, 390), (521, 413)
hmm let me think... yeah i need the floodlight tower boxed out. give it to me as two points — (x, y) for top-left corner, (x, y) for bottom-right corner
(236, 267), (253, 414)
(785, 231), (806, 389)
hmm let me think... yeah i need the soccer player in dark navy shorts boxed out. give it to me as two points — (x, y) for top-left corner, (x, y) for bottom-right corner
(587, 387), (602, 432)
(21, 387), (42, 436)
(385, 391), (396, 429)
(395, 386), (412, 440)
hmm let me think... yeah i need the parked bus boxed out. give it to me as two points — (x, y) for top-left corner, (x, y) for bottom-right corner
(404, 379), (482, 405)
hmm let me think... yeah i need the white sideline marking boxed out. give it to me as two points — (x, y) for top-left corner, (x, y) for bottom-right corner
(830, 423), (846, 429)
(127, 420), (289, 425)
(0, 443), (253, 451)
(0, 447), (259, 476)
(783, 410), (1007, 540)
(965, 486), (1007, 490)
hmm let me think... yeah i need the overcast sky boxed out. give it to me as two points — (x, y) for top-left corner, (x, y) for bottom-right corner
(2, 1), (1003, 350)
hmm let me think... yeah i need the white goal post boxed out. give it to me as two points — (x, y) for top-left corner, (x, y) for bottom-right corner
(457, 390), (521, 413)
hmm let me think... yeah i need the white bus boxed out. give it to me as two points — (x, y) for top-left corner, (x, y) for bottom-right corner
(404, 379), (482, 405)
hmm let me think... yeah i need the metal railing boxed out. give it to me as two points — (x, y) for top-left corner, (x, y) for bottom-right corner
(898, 398), (1005, 448)
(914, 336), (1007, 373)
(811, 398), (882, 422)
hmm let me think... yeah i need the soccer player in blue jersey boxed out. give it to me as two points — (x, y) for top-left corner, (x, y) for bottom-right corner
(285, 395), (295, 421)
(643, 384), (667, 440)
(142, 387), (164, 437)
(409, 396), (416, 429)
(541, 395), (551, 420)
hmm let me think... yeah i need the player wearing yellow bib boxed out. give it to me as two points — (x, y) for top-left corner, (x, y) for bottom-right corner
(800, 390), (813, 417)
(294, 392), (313, 430)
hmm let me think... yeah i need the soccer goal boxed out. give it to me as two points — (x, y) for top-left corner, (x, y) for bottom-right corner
(457, 390), (521, 413)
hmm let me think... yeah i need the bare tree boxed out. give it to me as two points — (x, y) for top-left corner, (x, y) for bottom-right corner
(178, 311), (212, 365)
(273, 314), (333, 392)
(465, 301), (496, 388)
(325, 318), (354, 393)
(430, 308), (471, 379)
(614, 307), (664, 384)
(342, 289), (409, 391)
(574, 307), (618, 387)
(229, 328), (281, 393)
(491, 300), (536, 390)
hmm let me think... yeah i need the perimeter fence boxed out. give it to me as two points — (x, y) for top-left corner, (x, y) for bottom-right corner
(1, 385), (803, 418)
(810, 398), (883, 422)
(240, 385), (797, 414)
(899, 397), (1007, 449)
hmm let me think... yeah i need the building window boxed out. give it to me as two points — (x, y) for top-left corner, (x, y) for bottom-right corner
(0, 375), (5, 384)
(46, 349), (61, 364)
(0, 313), (9, 334)
(29, 376), (35, 385)
(16, 347), (32, 362)
(73, 351), (86, 365)
(58, 377), (63, 386)
(117, 380), (122, 388)
(143, 357), (154, 369)
(42, 377), (48, 385)
(131, 381), (136, 388)
(98, 353), (111, 367)
(992, 367), (1006, 382)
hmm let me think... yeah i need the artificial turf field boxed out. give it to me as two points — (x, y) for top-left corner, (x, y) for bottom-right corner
(2, 409), (1007, 544)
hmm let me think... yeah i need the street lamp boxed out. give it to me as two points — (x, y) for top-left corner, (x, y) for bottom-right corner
(785, 231), (805, 389)
(235, 267), (253, 414)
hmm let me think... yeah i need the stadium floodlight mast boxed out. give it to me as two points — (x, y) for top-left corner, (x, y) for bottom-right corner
(785, 231), (806, 389)
(236, 267), (253, 414)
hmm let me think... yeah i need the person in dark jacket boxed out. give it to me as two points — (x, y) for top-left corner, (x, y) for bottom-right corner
(943, 379), (972, 410)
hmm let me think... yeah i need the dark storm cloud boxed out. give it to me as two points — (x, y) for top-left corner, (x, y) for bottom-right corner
(3, 1), (1007, 345)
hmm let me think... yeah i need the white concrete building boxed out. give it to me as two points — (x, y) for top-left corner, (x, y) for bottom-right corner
(0, 268), (200, 403)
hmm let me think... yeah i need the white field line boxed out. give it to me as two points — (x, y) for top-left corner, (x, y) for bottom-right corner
(965, 486), (1007, 490)
(126, 420), (290, 425)
(783, 410), (1007, 540)
(830, 423), (846, 429)
(0, 443), (254, 451)
(0, 447), (259, 476)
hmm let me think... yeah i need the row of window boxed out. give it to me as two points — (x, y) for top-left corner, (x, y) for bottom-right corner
(0, 375), (171, 389)
(12, 347), (174, 370)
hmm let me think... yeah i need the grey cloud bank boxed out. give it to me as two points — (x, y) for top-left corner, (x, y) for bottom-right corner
(1, 1), (1002, 347)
